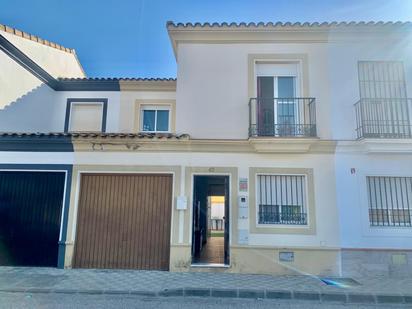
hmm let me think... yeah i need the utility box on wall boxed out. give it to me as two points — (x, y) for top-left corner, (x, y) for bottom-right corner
(176, 196), (187, 210)
(238, 195), (248, 219)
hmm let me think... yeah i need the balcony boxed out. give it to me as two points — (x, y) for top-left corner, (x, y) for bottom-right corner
(355, 98), (412, 139)
(249, 98), (317, 138)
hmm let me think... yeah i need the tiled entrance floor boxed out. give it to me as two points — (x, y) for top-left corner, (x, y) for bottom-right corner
(195, 237), (224, 264)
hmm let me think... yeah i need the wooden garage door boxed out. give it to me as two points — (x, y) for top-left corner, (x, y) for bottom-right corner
(73, 174), (173, 270)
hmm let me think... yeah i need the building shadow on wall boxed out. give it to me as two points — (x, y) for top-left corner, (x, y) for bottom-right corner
(0, 84), (60, 132)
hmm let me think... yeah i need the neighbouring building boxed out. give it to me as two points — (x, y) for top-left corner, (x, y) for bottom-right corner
(0, 21), (411, 278)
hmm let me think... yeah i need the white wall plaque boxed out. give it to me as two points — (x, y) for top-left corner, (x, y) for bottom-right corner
(176, 196), (187, 210)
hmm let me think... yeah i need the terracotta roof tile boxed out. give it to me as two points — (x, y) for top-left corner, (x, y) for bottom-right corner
(58, 77), (176, 81)
(167, 21), (412, 29)
(0, 132), (189, 140)
(0, 23), (76, 54)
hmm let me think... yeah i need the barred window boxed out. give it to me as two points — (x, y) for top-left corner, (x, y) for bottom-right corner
(367, 176), (412, 227)
(257, 175), (307, 225)
(358, 61), (406, 99)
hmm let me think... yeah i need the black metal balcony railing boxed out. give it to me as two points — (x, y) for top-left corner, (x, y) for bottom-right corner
(258, 205), (307, 225)
(249, 98), (316, 137)
(355, 98), (412, 139)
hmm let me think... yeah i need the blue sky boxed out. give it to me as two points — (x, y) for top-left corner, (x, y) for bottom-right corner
(1, 0), (411, 78)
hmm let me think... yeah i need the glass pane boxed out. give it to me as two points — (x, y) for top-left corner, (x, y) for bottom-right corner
(257, 76), (274, 98)
(277, 103), (295, 124)
(156, 110), (169, 131)
(278, 77), (295, 98)
(142, 110), (155, 131)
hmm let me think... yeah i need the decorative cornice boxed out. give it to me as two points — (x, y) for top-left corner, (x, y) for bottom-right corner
(249, 138), (337, 154)
(72, 136), (337, 154)
(0, 23), (75, 54)
(337, 139), (412, 154)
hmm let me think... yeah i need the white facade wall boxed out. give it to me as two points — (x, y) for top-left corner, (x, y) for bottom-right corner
(0, 51), (44, 109)
(0, 30), (85, 79)
(176, 43), (332, 139)
(0, 90), (121, 133)
(0, 81), (58, 132)
(0, 150), (339, 249)
(327, 36), (412, 140)
(174, 35), (412, 253)
(1, 25), (412, 274)
(336, 152), (412, 249)
(0, 30), (85, 108)
(72, 152), (338, 249)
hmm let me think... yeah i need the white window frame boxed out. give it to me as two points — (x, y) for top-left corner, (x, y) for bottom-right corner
(69, 102), (105, 133)
(255, 173), (309, 228)
(140, 105), (171, 133)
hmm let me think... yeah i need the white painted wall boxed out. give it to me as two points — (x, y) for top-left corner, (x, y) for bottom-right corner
(175, 42), (331, 139)
(64, 151), (339, 248)
(1, 28), (412, 253)
(1, 30), (85, 79)
(0, 82), (59, 132)
(0, 30), (85, 109)
(0, 51), (44, 109)
(336, 151), (412, 249)
(175, 34), (412, 140)
(327, 33), (412, 140)
(0, 90), (121, 133)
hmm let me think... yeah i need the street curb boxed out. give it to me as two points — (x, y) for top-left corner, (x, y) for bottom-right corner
(0, 287), (410, 304)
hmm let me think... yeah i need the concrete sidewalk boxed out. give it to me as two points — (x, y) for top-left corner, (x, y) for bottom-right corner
(0, 267), (411, 305)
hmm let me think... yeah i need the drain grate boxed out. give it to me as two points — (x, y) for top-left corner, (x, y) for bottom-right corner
(320, 277), (361, 288)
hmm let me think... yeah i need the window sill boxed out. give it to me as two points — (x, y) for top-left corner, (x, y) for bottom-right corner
(251, 224), (315, 235)
(256, 223), (310, 229)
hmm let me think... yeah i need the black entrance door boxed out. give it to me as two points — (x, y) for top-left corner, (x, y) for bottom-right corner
(0, 171), (65, 267)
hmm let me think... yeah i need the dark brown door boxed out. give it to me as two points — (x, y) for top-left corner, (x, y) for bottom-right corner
(73, 173), (173, 270)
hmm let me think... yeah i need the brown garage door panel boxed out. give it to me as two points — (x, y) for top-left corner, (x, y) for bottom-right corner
(73, 174), (173, 270)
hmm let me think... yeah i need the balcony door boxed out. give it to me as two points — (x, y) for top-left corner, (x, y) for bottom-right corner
(257, 73), (297, 136)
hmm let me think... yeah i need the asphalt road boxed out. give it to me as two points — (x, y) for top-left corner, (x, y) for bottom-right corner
(0, 293), (410, 309)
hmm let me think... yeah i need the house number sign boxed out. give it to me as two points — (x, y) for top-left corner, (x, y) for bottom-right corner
(239, 178), (248, 192)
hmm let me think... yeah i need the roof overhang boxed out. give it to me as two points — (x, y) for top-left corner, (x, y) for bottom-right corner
(167, 21), (412, 60)
(119, 78), (176, 91)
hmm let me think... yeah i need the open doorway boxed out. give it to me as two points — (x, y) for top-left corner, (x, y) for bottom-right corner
(192, 175), (229, 266)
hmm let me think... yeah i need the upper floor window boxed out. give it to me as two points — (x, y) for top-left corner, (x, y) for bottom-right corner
(256, 63), (299, 98)
(140, 105), (170, 132)
(257, 174), (307, 225)
(355, 61), (411, 139)
(358, 61), (407, 99)
(250, 62), (316, 137)
(367, 176), (412, 227)
(64, 98), (108, 133)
